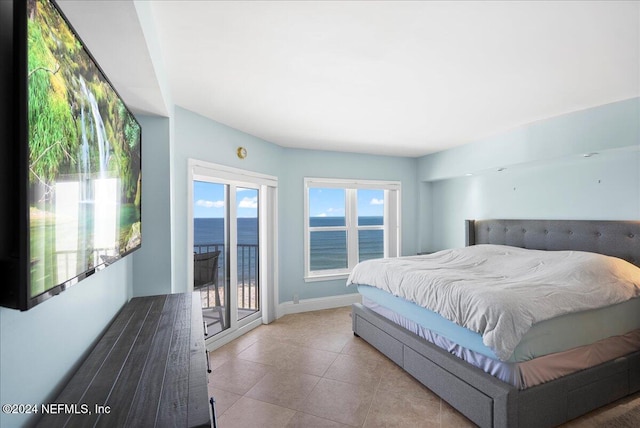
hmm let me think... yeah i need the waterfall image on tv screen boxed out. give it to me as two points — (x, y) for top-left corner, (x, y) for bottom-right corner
(27, 0), (141, 299)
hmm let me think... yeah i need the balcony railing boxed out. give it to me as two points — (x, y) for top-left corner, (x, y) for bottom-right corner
(194, 243), (259, 310)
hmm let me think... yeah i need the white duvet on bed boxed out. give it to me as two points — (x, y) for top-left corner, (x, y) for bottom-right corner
(346, 244), (640, 361)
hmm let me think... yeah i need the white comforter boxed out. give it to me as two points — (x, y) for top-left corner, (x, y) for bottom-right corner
(347, 245), (640, 361)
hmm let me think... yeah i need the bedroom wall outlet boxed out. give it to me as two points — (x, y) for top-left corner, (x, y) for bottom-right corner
(293, 294), (299, 304)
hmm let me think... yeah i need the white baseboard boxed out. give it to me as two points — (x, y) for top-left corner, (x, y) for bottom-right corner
(277, 293), (362, 318)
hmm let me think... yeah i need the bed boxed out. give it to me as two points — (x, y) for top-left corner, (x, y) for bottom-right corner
(349, 219), (640, 428)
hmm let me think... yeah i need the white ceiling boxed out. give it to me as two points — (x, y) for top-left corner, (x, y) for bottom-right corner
(57, 1), (639, 157)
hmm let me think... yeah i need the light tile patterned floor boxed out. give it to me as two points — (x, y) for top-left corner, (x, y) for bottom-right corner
(208, 306), (640, 427)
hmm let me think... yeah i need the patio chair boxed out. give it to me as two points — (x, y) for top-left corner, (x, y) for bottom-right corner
(194, 251), (225, 328)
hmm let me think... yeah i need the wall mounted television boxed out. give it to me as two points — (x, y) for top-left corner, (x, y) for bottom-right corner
(0, 0), (142, 310)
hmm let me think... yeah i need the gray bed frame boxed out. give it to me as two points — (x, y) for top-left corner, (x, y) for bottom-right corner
(352, 219), (640, 428)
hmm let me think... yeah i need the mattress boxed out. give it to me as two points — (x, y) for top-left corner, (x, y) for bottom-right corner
(348, 245), (640, 361)
(360, 289), (640, 389)
(357, 284), (640, 362)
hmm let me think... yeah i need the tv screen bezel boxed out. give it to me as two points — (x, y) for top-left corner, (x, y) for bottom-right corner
(2, 0), (142, 311)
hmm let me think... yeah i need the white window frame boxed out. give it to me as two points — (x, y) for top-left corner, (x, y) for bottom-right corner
(304, 178), (401, 282)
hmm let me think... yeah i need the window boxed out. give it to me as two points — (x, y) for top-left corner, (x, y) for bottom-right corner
(304, 178), (401, 281)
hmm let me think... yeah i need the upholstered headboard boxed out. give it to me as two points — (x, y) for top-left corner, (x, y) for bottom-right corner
(466, 219), (640, 267)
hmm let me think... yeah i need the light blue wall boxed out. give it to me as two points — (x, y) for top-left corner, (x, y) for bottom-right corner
(418, 98), (640, 251)
(171, 107), (419, 304)
(132, 115), (173, 296)
(171, 107), (284, 294)
(0, 260), (131, 428)
(418, 98), (639, 182)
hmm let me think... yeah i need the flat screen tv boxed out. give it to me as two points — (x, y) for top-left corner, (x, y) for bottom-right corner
(0, 0), (142, 310)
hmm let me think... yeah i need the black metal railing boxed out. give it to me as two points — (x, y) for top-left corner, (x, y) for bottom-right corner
(194, 243), (259, 310)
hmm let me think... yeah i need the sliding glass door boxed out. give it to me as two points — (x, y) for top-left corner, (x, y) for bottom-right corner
(189, 160), (277, 345)
(193, 182), (262, 336)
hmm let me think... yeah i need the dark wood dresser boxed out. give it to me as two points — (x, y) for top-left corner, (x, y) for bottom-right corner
(37, 292), (211, 428)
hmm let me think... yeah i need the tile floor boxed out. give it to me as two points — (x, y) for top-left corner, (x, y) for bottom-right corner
(207, 306), (640, 428)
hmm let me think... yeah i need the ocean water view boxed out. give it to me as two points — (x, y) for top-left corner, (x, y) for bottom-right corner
(195, 218), (259, 246)
(194, 216), (385, 273)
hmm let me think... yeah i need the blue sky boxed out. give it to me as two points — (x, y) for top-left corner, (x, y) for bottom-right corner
(193, 181), (258, 218)
(195, 182), (385, 218)
(308, 188), (384, 217)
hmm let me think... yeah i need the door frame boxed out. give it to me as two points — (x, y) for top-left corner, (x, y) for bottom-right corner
(187, 159), (278, 349)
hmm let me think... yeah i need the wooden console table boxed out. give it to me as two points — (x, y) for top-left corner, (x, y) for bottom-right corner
(37, 293), (211, 428)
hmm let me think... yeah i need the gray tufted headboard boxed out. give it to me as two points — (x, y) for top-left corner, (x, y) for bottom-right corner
(466, 219), (640, 267)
